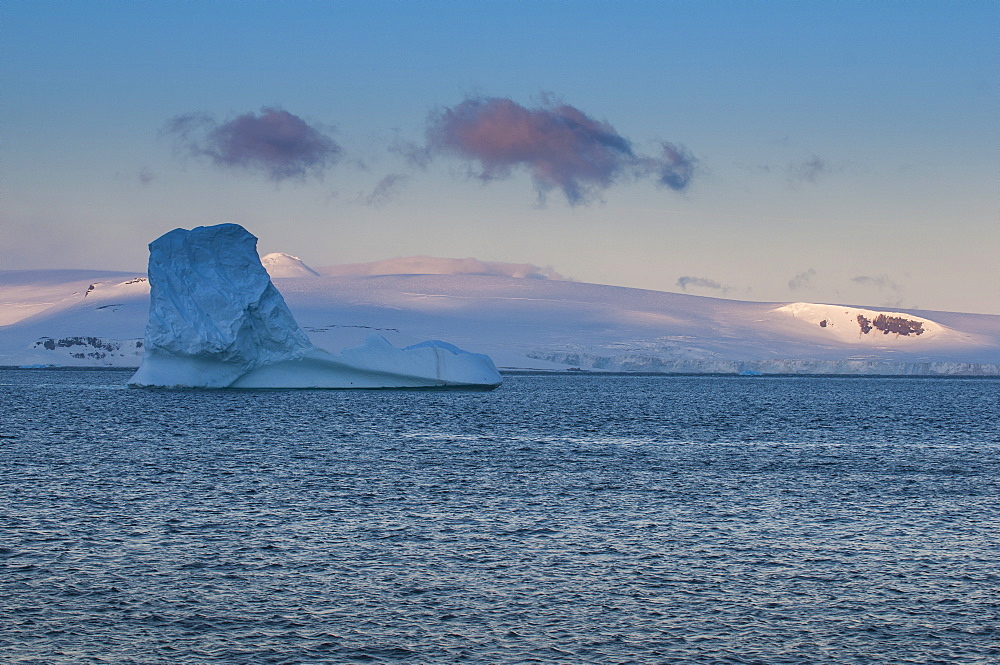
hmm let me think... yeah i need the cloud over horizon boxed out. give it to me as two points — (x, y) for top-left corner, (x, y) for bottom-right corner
(164, 107), (341, 181)
(788, 155), (829, 185)
(426, 96), (695, 205)
(361, 174), (409, 207)
(852, 274), (904, 307)
(319, 256), (566, 280)
(676, 276), (733, 294)
(788, 268), (817, 291)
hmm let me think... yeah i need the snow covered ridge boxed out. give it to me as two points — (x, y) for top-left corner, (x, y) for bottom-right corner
(775, 303), (939, 343)
(0, 272), (151, 366)
(1, 248), (998, 376)
(127, 224), (502, 389)
(260, 253), (320, 278)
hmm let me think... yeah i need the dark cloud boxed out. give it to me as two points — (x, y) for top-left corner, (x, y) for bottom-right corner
(362, 174), (408, 207)
(320, 256), (567, 281)
(852, 274), (903, 307)
(164, 107), (341, 181)
(788, 268), (816, 291)
(426, 96), (695, 205)
(789, 155), (828, 184)
(643, 142), (696, 191)
(163, 112), (212, 145)
(389, 135), (432, 169)
(852, 274), (901, 292)
(676, 276), (732, 294)
(113, 166), (156, 186)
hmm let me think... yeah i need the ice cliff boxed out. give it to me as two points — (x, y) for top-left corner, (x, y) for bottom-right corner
(128, 224), (501, 389)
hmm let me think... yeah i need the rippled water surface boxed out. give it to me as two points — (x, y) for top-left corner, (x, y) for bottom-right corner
(1, 369), (998, 664)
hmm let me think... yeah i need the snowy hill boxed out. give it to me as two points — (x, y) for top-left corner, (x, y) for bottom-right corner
(260, 253), (320, 278)
(1, 267), (998, 375)
(0, 270), (138, 326)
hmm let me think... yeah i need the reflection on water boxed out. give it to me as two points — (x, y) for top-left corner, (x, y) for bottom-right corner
(1, 370), (998, 663)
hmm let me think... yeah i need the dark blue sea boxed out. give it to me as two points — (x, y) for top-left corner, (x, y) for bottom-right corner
(1, 369), (997, 664)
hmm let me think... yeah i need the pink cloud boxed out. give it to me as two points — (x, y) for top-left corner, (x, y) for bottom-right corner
(165, 107), (341, 181)
(427, 96), (695, 205)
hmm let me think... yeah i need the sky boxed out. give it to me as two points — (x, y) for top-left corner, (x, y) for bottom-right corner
(2, 0), (998, 314)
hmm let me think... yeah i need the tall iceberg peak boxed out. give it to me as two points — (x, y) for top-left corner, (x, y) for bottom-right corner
(128, 223), (501, 389)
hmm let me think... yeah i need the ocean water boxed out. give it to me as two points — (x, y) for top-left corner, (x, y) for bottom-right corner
(1, 369), (997, 664)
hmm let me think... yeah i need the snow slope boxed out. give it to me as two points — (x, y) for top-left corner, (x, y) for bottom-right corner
(261, 252), (320, 278)
(0, 271), (149, 366)
(0, 270), (140, 326)
(1, 262), (998, 375)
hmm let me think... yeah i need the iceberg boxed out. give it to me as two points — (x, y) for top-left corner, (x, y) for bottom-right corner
(128, 224), (501, 389)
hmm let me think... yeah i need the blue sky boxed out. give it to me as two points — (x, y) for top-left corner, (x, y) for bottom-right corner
(3, 1), (998, 313)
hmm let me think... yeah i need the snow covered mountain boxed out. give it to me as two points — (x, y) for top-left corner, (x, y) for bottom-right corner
(260, 252), (321, 278)
(1, 262), (998, 375)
